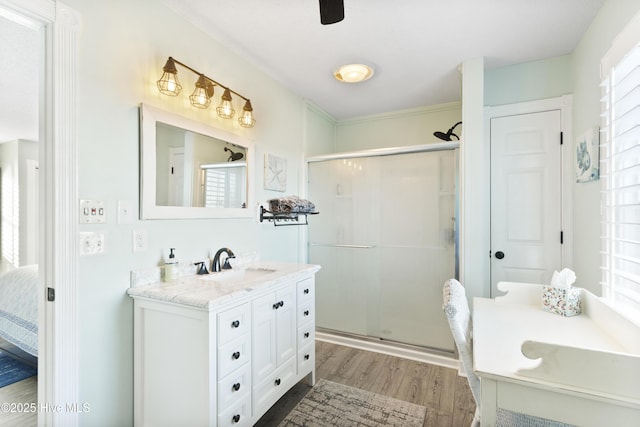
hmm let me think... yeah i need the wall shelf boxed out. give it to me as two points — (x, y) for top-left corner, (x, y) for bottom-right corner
(259, 206), (319, 227)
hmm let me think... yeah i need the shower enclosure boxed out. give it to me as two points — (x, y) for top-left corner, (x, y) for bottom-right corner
(307, 143), (458, 352)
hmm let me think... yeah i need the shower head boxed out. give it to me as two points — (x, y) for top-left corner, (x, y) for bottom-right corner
(224, 147), (244, 162)
(434, 121), (462, 141)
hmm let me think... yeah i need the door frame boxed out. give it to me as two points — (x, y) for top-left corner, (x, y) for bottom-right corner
(0, 0), (80, 425)
(484, 96), (573, 296)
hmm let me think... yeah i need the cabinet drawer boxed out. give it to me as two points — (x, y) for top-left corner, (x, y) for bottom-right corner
(298, 343), (315, 375)
(297, 300), (314, 326)
(253, 357), (296, 417)
(218, 303), (250, 345)
(218, 362), (250, 410)
(297, 277), (314, 304)
(297, 324), (315, 349)
(218, 334), (250, 378)
(217, 395), (251, 427)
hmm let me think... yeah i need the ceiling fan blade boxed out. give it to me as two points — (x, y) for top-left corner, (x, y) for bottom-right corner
(319, 0), (344, 25)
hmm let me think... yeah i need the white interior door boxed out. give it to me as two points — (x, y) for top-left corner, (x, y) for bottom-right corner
(490, 110), (563, 296)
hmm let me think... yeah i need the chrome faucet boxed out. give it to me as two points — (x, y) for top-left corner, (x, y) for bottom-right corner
(212, 247), (235, 272)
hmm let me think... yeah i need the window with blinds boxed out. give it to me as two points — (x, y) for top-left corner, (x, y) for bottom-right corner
(600, 31), (640, 323)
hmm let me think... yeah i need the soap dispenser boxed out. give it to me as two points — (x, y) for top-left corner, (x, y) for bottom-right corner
(164, 248), (179, 282)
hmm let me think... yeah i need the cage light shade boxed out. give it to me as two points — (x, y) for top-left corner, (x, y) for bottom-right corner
(189, 74), (211, 109)
(216, 88), (236, 119)
(238, 100), (256, 128)
(157, 57), (182, 96)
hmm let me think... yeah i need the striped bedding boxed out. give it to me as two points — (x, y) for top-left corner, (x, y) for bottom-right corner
(0, 265), (38, 357)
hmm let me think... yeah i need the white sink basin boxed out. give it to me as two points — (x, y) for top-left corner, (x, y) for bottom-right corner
(198, 268), (276, 285)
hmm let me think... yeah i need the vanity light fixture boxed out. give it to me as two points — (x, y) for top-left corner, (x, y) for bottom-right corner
(156, 56), (256, 128)
(334, 63), (374, 83)
(156, 57), (182, 96)
(216, 88), (235, 119)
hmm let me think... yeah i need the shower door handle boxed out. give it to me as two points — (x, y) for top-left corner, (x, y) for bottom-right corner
(495, 251), (505, 259)
(310, 243), (375, 249)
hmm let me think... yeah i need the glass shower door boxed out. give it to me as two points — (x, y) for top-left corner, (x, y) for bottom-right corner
(308, 149), (457, 352)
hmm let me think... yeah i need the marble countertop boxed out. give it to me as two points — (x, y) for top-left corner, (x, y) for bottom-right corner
(127, 261), (320, 310)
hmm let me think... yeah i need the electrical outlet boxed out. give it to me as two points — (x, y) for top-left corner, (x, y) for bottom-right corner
(133, 229), (147, 252)
(79, 231), (106, 256)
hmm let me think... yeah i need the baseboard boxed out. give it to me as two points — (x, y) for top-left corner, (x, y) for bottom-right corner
(315, 330), (459, 370)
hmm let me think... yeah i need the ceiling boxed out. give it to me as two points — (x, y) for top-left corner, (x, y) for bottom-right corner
(162, 0), (605, 120)
(1, 1), (605, 143)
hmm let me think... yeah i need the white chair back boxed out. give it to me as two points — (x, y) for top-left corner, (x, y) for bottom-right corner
(442, 278), (481, 423)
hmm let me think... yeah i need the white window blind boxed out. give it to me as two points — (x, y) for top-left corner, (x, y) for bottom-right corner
(601, 23), (640, 323)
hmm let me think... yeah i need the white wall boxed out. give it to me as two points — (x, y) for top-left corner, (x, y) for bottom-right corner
(63, 0), (311, 424)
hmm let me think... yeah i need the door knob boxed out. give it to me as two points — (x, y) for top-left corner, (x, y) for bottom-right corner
(495, 251), (505, 259)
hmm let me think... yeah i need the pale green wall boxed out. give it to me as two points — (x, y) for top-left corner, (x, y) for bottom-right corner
(304, 101), (336, 156)
(335, 103), (462, 152)
(484, 55), (572, 106)
(570, 0), (640, 294)
(64, 0), (310, 424)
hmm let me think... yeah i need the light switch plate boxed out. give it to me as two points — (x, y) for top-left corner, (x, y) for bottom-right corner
(117, 200), (134, 224)
(80, 199), (106, 224)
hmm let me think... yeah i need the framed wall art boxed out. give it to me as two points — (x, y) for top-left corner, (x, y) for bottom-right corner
(264, 153), (287, 192)
(575, 127), (599, 183)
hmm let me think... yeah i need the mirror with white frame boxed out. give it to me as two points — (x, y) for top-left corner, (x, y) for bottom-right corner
(140, 103), (254, 219)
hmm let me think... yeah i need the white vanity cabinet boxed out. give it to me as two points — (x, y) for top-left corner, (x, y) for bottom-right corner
(251, 283), (297, 416)
(129, 263), (319, 427)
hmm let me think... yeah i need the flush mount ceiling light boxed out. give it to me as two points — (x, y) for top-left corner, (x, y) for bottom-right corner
(156, 57), (256, 128)
(334, 63), (374, 83)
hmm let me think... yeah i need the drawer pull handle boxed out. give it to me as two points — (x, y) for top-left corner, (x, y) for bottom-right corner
(273, 301), (284, 310)
(231, 320), (240, 328)
(232, 414), (241, 423)
(274, 378), (281, 386)
(232, 351), (241, 360)
(232, 382), (241, 392)
(304, 310), (310, 316)
(304, 288), (309, 294)
(304, 332), (310, 338)
(304, 354), (310, 360)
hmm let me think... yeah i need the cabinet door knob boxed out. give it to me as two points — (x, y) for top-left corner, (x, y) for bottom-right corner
(304, 332), (310, 338)
(274, 378), (281, 386)
(232, 382), (241, 392)
(304, 288), (309, 294)
(304, 354), (310, 360)
(303, 310), (310, 316)
(231, 320), (240, 328)
(232, 351), (241, 360)
(232, 414), (240, 423)
(273, 300), (284, 309)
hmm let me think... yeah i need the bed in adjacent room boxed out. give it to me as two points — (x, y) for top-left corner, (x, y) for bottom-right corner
(0, 265), (38, 366)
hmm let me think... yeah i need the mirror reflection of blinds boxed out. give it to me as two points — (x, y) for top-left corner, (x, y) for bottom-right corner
(201, 163), (246, 208)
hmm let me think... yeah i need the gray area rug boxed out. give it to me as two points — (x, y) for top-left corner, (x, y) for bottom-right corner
(278, 379), (427, 427)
